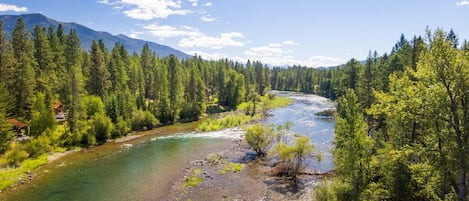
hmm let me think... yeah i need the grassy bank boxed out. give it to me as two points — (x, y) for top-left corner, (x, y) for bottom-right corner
(0, 154), (48, 190)
(198, 96), (292, 131)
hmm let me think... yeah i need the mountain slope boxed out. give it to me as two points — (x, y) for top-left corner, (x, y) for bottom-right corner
(0, 13), (191, 59)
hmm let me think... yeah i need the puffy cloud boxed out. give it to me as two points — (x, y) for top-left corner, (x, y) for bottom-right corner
(99, 0), (191, 20)
(205, 2), (212, 7)
(135, 23), (244, 49)
(0, 3), (28, 12)
(456, 0), (469, 6)
(179, 32), (245, 49)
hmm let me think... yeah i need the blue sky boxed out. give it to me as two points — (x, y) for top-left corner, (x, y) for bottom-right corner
(0, 0), (469, 67)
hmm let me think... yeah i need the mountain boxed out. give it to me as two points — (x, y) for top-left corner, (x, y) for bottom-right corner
(0, 13), (191, 59)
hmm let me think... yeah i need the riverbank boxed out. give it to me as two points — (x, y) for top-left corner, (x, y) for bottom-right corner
(0, 121), (201, 193)
(168, 138), (329, 201)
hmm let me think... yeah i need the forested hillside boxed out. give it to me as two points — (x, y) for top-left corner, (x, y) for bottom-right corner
(0, 18), (270, 166)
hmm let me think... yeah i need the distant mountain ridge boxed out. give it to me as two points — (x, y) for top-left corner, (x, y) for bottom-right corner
(0, 13), (191, 59)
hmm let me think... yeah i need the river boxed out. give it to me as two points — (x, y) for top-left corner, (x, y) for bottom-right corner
(0, 93), (335, 201)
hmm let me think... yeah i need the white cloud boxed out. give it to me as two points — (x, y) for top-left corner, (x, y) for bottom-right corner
(179, 32), (245, 49)
(456, 0), (469, 6)
(0, 3), (28, 12)
(205, 2), (212, 6)
(244, 40), (343, 67)
(99, 0), (191, 20)
(245, 46), (291, 57)
(188, 0), (198, 6)
(245, 40), (297, 57)
(136, 23), (244, 49)
(303, 56), (345, 67)
(200, 15), (215, 22)
(282, 40), (298, 46)
(142, 24), (197, 38)
(187, 50), (227, 60)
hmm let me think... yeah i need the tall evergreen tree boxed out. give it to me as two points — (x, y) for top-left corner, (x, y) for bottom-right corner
(0, 20), (16, 110)
(11, 18), (36, 118)
(33, 25), (55, 97)
(168, 55), (183, 123)
(87, 40), (109, 98)
(63, 29), (84, 135)
(334, 89), (373, 200)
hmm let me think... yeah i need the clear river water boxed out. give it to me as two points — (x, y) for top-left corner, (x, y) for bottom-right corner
(0, 92), (335, 201)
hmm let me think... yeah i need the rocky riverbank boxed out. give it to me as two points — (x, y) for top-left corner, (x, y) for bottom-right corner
(168, 139), (330, 201)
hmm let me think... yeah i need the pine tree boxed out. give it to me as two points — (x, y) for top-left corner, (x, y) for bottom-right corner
(29, 92), (56, 137)
(168, 55), (183, 123)
(0, 83), (14, 154)
(0, 20), (16, 112)
(33, 25), (55, 97)
(63, 29), (84, 135)
(11, 18), (36, 118)
(87, 40), (109, 98)
(334, 89), (373, 200)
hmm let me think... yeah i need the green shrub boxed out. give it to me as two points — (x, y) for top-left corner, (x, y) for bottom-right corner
(91, 113), (113, 144)
(23, 134), (52, 158)
(244, 124), (274, 157)
(131, 110), (159, 131)
(112, 117), (131, 138)
(3, 142), (29, 167)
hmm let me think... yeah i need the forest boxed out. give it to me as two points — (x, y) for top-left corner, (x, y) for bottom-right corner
(0, 18), (271, 167)
(271, 30), (468, 200)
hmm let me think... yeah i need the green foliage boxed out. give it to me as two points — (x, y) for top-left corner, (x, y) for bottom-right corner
(0, 154), (47, 190)
(23, 134), (52, 158)
(244, 124), (274, 157)
(198, 113), (254, 131)
(220, 162), (243, 174)
(334, 90), (373, 200)
(314, 180), (352, 201)
(184, 168), (203, 187)
(90, 113), (113, 144)
(11, 18), (36, 118)
(3, 142), (29, 167)
(0, 84), (14, 154)
(28, 93), (56, 137)
(112, 116), (131, 138)
(270, 136), (321, 182)
(82, 95), (105, 119)
(131, 110), (158, 131)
